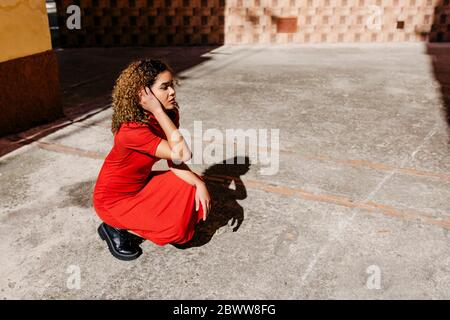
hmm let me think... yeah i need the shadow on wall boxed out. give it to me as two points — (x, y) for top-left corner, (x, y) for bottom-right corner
(175, 156), (251, 249)
(425, 0), (450, 139)
(54, 0), (225, 47)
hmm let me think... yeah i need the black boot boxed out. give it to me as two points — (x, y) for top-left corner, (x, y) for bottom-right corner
(97, 223), (142, 261)
(127, 232), (146, 246)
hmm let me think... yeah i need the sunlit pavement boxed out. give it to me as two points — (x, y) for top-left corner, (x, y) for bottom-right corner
(1, 43), (449, 299)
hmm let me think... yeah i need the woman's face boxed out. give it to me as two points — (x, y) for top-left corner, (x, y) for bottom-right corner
(150, 70), (177, 110)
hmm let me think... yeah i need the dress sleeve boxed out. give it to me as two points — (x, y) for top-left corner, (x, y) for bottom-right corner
(116, 123), (163, 156)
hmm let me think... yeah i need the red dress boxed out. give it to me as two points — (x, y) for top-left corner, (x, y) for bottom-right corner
(93, 109), (203, 246)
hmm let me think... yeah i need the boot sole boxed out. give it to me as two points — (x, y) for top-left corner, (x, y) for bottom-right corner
(98, 224), (142, 261)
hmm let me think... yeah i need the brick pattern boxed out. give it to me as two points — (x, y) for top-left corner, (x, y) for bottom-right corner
(55, 0), (225, 47)
(225, 0), (450, 43)
(55, 0), (449, 46)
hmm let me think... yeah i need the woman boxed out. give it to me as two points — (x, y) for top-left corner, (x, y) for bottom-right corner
(93, 58), (211, 261)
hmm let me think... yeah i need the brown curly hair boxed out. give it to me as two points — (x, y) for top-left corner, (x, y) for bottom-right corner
(111, 58), (177, 134)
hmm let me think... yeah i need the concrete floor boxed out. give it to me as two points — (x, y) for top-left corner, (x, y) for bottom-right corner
(0, 43), (449, 299)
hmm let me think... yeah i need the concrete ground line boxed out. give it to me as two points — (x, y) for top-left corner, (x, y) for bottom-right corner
(31, 138), (450, 233)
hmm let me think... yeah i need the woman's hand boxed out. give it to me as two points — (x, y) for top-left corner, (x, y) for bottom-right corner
(139, 86), (163, 114)
(194, 182), (211, 221)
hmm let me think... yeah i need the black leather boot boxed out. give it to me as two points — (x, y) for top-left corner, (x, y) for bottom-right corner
(128, 232), (146, 246)
(97, 223), (142, 261)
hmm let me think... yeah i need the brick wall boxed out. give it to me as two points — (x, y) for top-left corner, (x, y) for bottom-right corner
(225, 0), (450, 43)
(55, 0), (450, 46)
(55, 0), (225, 46)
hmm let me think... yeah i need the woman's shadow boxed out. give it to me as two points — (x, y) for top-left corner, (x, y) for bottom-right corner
(174, 156), (250, 249)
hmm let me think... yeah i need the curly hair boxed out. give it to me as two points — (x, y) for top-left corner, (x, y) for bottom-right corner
(111, 58), (177, 134)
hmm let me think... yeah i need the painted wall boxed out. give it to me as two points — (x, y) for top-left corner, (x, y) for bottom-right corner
(0, 0), (61, 137)
(0, 0), (52, 63)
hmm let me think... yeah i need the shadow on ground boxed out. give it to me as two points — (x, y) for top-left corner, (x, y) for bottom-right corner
(54, 156), (250, 249)
(424, 0), (450, 139)
(57, 156), (251, 250)
(427, 44), (450, 138)
(173, 156), (251, 249)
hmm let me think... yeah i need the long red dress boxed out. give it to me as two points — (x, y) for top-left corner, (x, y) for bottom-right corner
(93, 109), (203, 246)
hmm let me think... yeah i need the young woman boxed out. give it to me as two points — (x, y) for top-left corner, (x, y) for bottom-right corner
(93, 59), (211, 261)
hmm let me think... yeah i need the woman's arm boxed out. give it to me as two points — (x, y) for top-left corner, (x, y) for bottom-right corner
(153, 108), (192, 162)
(168, 160), (211, 220)
(139, 86), (210, 219)
(167, 160), (203, 187)
(140, 87), (192, 162)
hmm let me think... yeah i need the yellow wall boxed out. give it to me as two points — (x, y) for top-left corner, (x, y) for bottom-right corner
(0, 0), (52, 63)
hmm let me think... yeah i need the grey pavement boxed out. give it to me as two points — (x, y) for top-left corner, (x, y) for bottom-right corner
(1, 43), (449, 299)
